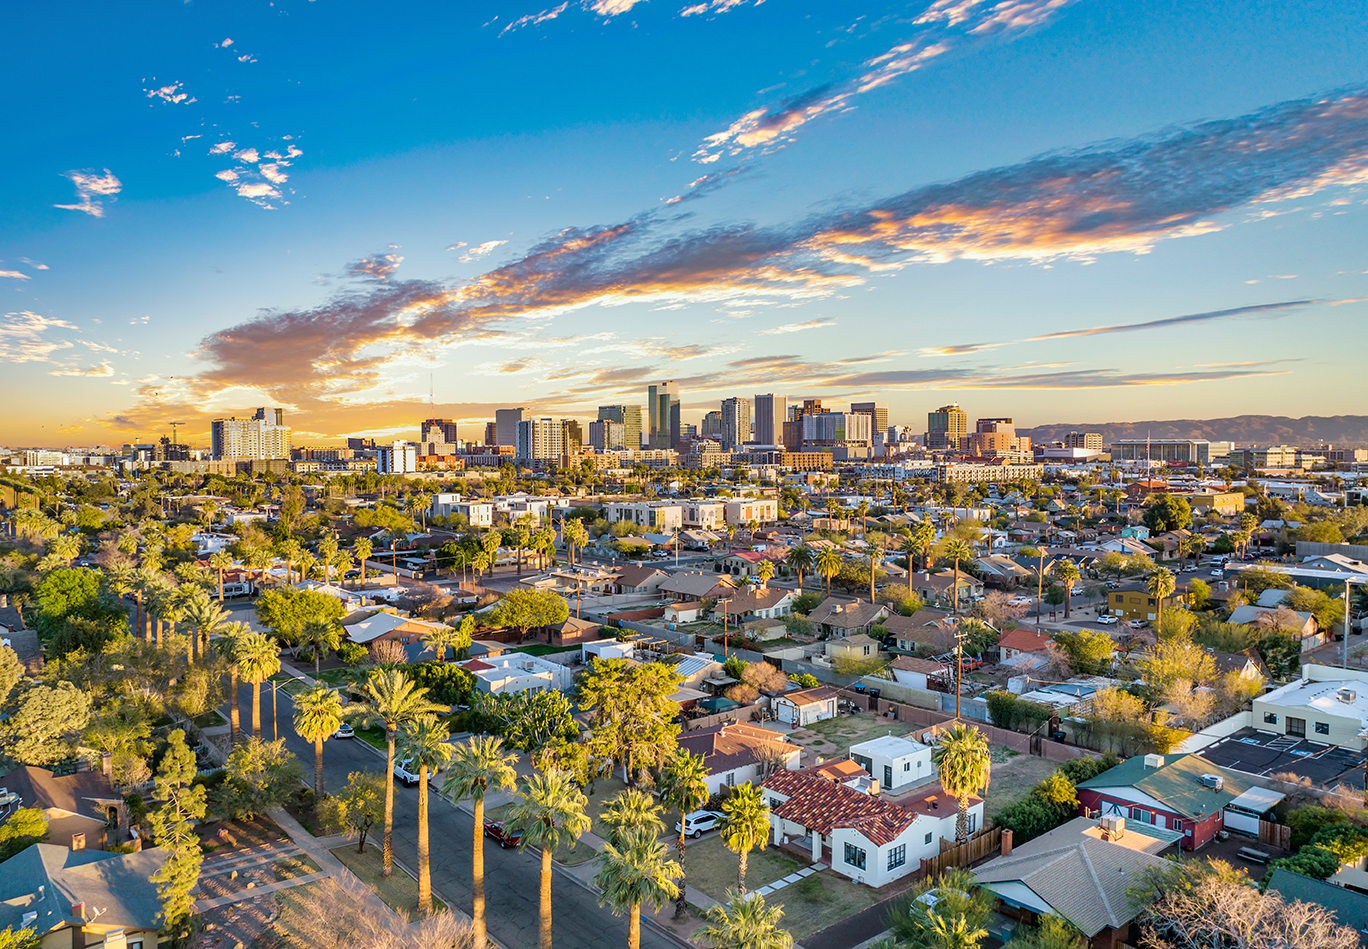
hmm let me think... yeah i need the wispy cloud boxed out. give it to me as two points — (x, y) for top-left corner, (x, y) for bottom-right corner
(48, 360), (114, 378)
(348, 255), (405, 280)
(53, 168), (122, 217)
(19, 258), (48, 271)
(500, 2), (569, 36)
(460, 240), (508, 262)
(1025, 300), (1323, 342)
(0, 270), (29, 281)
(0, 311), (77, 362)
(680, 0), (752, 16)
(144, 81), (196, 105)
(761, 318), (837, 335)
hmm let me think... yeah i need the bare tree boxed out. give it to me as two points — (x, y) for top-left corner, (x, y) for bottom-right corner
(752, 740), (795, 780)
(973, 590), (1028, 627)
(369, 640), (408, 666)
(275, 878), (473, 949)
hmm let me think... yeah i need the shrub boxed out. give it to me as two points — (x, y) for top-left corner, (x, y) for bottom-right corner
(985, 691), (1055, 732)
(1266, 845), (1339, 882)
(1288, 806), (1348, 850)
(337, 642), (368, 666)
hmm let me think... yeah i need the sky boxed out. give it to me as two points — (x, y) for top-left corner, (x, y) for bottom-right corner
(3, 0), (1368, 449)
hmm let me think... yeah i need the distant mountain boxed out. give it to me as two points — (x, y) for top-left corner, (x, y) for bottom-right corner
(1018, 415), (1368, 449)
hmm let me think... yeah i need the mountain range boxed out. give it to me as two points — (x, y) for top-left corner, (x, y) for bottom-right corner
(1018, 416), (1368, 448)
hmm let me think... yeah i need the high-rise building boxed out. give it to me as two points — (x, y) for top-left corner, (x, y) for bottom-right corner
(647, 382), (680, 449)
(597, 405), (643, 449)
(802, 412), (872, 446)
(561, 419), (583, 459)
(516, 418), (563, 461)
(1063, 432), (1104, 450)
(484, 422), (497, 446)
(589, 420), (627, 451)
(495, 408), (527, 448)
(783, 399), (823, 451)
(377, 441), (417, 474)
(419, 418), (460, 456)
(211, 408), (291, 460)
(851, 402), (889, 437)
(754, 393), (787, 447)
(961, 417), (1030, 456)
(925, 403), (968, 451)
(700, 411), (723, 439)
(720, 397), (752, 450)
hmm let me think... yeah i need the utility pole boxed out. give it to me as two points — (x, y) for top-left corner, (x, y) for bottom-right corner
(954, 624), (966, 720)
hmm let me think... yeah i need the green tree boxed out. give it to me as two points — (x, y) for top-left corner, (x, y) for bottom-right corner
(488, 588), (570, 642)
(317, 771), (385, 853)
(602, 788), (665, 847)
(1, 682), (92, 766)
(658, 749), (709, 919)
(209, 549), (234, 602)
(931, 724), (991, 842)
(505, 769), (591, 949)
(256, 588), (345, 657)
(148, 730), (207, 946)
(213, 621), (250, 745)
(592, 826), (682, 949)
(1053, 559), (1080, 619)
(423, 623), (461, 663)
(0, 808), (49, 861)
(301, 618), (342, 679)
(235, 632), (281, 741)
(498, 690), (577, 766)
(442, 736), (518, 949)
(359, 668), (444, 878)
(696, 891), (793, 949)
(219, 737), (305, 820)
(785, 546), (812, 591)
(397, 713), (455, 915)
(1142, 494), (1193, 533)
(939, 538), (975, 613)
(720, 784), (770, 894)
(293, 686), (344, 800)
(1146, 569), (1177, 621)
(927, 909), (989, 949)
(1051, 629), (1115, 676)
(815, 547), (842, 598)
(578, 659), (682, 785)
(0, 927), (38, 949)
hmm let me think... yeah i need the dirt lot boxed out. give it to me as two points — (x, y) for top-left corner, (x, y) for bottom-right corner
(982, 752), (1060, 824)
(789, 711), (919, 761)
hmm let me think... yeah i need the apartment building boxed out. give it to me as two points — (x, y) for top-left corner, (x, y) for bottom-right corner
(754, 393), (787, 447)
(494, 407), (527, 447)
(648, 381), (681, 449)
(683, 500), (727, 529)
(603, 500), (684, 531)
(724, 498), (779, 525)
(597, 404), (643, 449)
(925, 403), (968, 451)
(211, 407), (291, 460)
(720, 397), (752, 450)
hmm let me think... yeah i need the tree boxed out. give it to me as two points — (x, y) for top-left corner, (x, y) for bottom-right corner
(214, 621), (250, 745)
(293, 686), (344, 800)
(302, 619), (342, 679)
(256, 588), (345, 657)
(1146, 569), (1177, 621)
(593, 826), (681, 949)
(487, 588), (569, 641)
(0, 928), (39, 949)
(912, 520), (937, 573)
(940, 539), (975, 613)
(397, 713), (455, 915)
(318, 771), (385, 853)
(927, 909), (989, 949)
(219, 738), (306, 820)
(181, 591), (228, 665)
(1051, 629), (1115, 676)
(0, 807), (48, 860)
(815, 548), (842, 598)
(1142, 494), (1193, 534)
(209, 549), (234, 602)
(1053, 559), (1080, 619)
(442, 736), (517, 949)
(505, 769), (591, 949)
(720, 784), (770, 894)
(148, 730), (207, 946)
(786, 546), (812, 591)
(601, 788), (665, 847)
(497, 690), (577, 765)
(354, 537), (374, 583)
(235, 632), (281, 741)
(1138, 638), (1216, 694)
(888, 868), (995, 949)
(658, 749), (709, 919)
(1, 682), (92, 766)
(1187, 578), (1211, 611)
(360, 669), (444, 879)
(696, 891), (794, 949)
(423, 623), (461, 663)
(273, 876), (471, 949)
(931, 724), (991, 842)
(578, 659), (682, 785)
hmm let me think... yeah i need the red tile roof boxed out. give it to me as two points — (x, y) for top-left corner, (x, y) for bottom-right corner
(763, 770), (917, 846)
(997, 627), (1054, 653)
(461, 658), (495, 672)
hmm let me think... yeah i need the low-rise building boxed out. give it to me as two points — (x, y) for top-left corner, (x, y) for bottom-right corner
(719, 585), (796, 621)
(0, 765), (127, 850)
(1254, 669), (1368, 748)
(772, 686), (838, 726)
(908, 570), (984, 610)
(887, 655), (950, 690)
(885, 610), (957, 654)
(460, 652), (574, 695)
(824, 633), (882, 664)
(602, 501), (684, 531)
(341, 609), (451, 647)
(997, 627), (1055, 667)
(848, 735), (936, 792)
(807, 597), (891, 638)
(676, 723), (802, 795)
(1105, 582), (1189, 623)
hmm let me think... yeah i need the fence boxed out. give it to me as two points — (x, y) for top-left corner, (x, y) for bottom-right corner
(919, 828), (1006, 879)
(683, 705), (761, 731)
(871, 699), (1090, 762)
(1259, 819), (1292, 850)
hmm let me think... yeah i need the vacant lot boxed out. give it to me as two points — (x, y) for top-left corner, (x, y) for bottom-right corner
(982, 752), (1058, 824)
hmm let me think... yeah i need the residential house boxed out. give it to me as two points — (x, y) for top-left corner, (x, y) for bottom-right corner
(763, 768), (977, 888)
(0, 765), (127, 850)
(663, 601), (706, 624)
(676, 723), (802, 795)
(772, 686), (838, 726)
(1075, 752), (1273, 850)
(807, 597), (891, 638)
(1265, 868), (1368, 945)
(997, 627), (1056, 668)
(613, 565), (670, 596)
(1105, 581), (1188, 623)
(718, 549), (785, 578)
(0, 603), (43, 673)
(824, 633), (882, 665)
(460, 652), (574, 695)
(1228, 604), (1323, 649)
(1209, 648), (1270, 684)
(908, 570), (984, 610)
(887, 656), (949, 691)
(717, 585), (796, 622)
(0, 844), (170, 949)
(974, 556), (1034, 590)
(658, 570), (735, 602)
(341, 609), (453, 648)
(885, 610), (957, 654)
(849, 735), (936, 792)
(547, 616), (602, 647)
(974, 817), (1173, 949)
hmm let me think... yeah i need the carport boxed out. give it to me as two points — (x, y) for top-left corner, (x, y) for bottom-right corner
(1222, 786), (1284, 837)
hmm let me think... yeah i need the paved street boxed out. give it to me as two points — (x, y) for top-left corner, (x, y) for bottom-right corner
(228, 680), (679, 949)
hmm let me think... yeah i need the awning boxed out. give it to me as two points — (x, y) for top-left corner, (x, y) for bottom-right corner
(1225, 786), (1285, 816)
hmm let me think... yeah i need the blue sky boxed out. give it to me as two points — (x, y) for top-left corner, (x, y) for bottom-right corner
(3, 0), (1367, 447)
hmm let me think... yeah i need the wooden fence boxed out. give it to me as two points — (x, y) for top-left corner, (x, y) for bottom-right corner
(919, 827), (1006, 878)
(1259, 819), (1292, 850)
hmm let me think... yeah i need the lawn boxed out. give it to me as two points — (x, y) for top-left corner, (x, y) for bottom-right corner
(511, 643), (582, 657)
(272, 854), (321, 882)
(760, 870), (887, 940)
(349, 724), (390, 753)
(982, 752), (1058, 824)
(319, 668), (360, 688)
(329, 844), (445, 921)
(681, 833), (804, 902)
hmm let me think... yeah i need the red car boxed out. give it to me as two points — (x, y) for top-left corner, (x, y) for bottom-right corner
(483, 819), (522, 849)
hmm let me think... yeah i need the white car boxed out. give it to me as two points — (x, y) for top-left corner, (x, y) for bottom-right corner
(1097, 614), (1118, 625)
(1009, 596), (1032, 606)
(334, 723), (355, 739)
(1210, 569), (1224, 577)
(1128, 619), (1148, 629)
(675, 810), (725, 838)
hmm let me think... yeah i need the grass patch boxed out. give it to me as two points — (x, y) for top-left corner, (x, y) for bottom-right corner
(351, 724), (390, 753)
(272, 854), (321, 882)
(192, 709), (227, 729)
(329, 844), (445, 921)
(762, 870), (887, 940)
(679, 834), (804, 903)
(510, 643), (582, 657)
(793, 712), (917, 748)
(982, 753), (1058, 825)
(320, 668), (359, 687)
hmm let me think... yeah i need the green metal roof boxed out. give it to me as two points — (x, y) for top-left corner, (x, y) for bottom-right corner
(1076, 753), (1253, 822)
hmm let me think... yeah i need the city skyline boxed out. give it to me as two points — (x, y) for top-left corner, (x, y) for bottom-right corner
(5, 1), (1368, 447)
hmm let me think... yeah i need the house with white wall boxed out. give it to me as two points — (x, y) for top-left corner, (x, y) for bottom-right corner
(677, 723), (802, 795)
(1253, 664), (1368, 748)
(772, 687), (838, 726)
(460, 652), (573, 695)
(849, 735), (936, 793)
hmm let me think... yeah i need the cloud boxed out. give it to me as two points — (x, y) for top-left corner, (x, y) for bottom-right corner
(586, 0), (646, 13)
(459, 240), (508, 262)
(213, 141), (301, 208)
(445, 242), (468, 252)
(348, 255), (405, 280)
(19, 258), (48, 270)
(1024, 300), (1323, 342)
(0, 311), (77, 362)
(761, 318), (838, 335)
(144, 81), (196, 105)
(680, 0), (750, 16)
(209, 142), (236, 155)
(77, 340), (118, 353)
(0, 270), (29, 281)
(53, 168), (122, 217)
(48, 360), (115, 378)
(500, 2), (569, 35)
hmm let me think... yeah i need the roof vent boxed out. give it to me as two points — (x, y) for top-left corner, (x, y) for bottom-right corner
(1143, 754), (1164, 769)
(21, 913), (36, 927)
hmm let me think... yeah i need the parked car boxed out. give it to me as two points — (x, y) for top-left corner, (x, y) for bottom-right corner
(1128, 619), (1148, 629)
(1097, 614), (1118, 625)
(1009, 596), (1032, 606)
(394, 759), (421, 787)
(675, 810), (725, 839)
(1210, 569), (1224, 577)
(483, 819), (522, 849)
(334, 723), (355, 739)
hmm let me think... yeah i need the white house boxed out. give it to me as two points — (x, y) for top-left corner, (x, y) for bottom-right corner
(676, 723), (802, 795)
(887, 656), (949, 691)
(460, 652), (574, 695)
(1253, 664), (1368, 748)
(849, 735), (936, 793)
(432, 494), (495, 527)
(772, 686), (838, 726)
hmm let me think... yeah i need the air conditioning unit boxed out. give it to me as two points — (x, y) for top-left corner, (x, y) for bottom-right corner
(1199, 773), (1224, 790)
(1340, 689), (1357, 704)
(1099, 815), (1125, 837)
(1143, 754), (1164, 769)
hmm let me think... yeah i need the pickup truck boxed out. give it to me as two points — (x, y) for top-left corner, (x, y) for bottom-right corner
(394, 759), (422, 787)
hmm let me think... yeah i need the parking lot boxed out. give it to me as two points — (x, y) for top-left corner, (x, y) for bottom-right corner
(1199, 727), (1366, 789)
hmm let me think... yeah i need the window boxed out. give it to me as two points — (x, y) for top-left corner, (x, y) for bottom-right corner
(887, 844), (906, 870)
(1264, 712), (1278, 724)
(1172, 819), (1183, 831)
(843, 843), (867, 870)
(925, 832), (933, 844)
(1130, 807), (1154, 824)
(968, 813), (977, 834)
(1316, 722), (1330, 735)
(725, 772), (735, 787)
(1287, 717), (1306, 738)
(904, 761), (911, 772)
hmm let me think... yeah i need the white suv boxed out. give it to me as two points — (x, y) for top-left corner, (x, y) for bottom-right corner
(675, 810), (725, 838)
(394, 759), (422, 787)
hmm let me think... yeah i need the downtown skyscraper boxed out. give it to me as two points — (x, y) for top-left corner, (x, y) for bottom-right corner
(647, 381), (680, 450)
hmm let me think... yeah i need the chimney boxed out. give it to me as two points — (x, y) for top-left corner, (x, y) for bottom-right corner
(1001, 829), (1013, 856)
(70, 833), (85, 851)
(101, 753), (113, 778)
(70, 902), (85, 921)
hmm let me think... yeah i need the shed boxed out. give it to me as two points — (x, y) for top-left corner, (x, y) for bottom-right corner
(1222, 785), (1285, 837)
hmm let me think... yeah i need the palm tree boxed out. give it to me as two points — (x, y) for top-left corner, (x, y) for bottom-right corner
(593, 826), (682, 949)
(302, 619), (341, 679)
(601, 788), (665, 846)
(236, 631), (281, 741)
(209, 549), (233, 602)
(1054, 559), (1080, 620)
(181, 589), (228, 663)
(785, 546), (812, 592)
(106, 563), (139, 636)
(720, 784), (770, 894)
(354, 537), (373, 585)
(931, 724), (991, 842)
(505, 769), (591, 949)
(940, 539), (975, 613)
(423, 623), (461, 663)
(442, 736), (518, 949)
(927, 909), (988, 949)
(214, 621), (250, 745)
(361, 669), (444, 879)
(755, 560), (775, 590)
(658, 749), (709, 919)
(1147, 568), (1177, 621)
(563, 518), (589, 567)
(398, 713), (455, 916)
(293, 685), (343, 800)
(913, 520), (936, 572)
(481, 531), (502, 579)
(815, 548), (842, 598)
(696, 891), (794, 949)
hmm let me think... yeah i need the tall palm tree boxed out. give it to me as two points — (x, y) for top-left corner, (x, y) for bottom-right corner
(755, 560), (775, 590)
(593, 826), (682, 949)
(214, 621), (250, 745)
(719, 784), (770, 894)
(209, 549), (233, 602)
(913, 520), (936, 573)
(442, 735), (517, 949)
(658, 749), (709, 919)
(563, 518), (589, 567)
(696, 891), (794, 949)
(1054, 559), (1080, 620)
(931, 724), (991, 843)
(815, 548), (842, 598)
(398, 713), (455, 916)
(302, 619), (340, 679)
(354, 537), (373, 585)
(181, 589), (228, 663)
(236, 631), (281, 741)
(481, 531), (502, 579)
(1147, 568), (1177, 621)
(601, 788), (665, 846)
(940, 539), (975, 613)
(106, 563), (139, 636)
(293, 685), (343, 800)
(505, 769), (591, 949)
(361, 669), (444, 879)
(423, 623), (461, 663)
(785, 546), (812, 592)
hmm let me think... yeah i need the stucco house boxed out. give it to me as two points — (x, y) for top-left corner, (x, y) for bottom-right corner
(848, 734), (936, 793)
(676, 723), (802, 795)
(807, 597), (891, 638)
(460, 652), (574, 695)
(772, 686), (838, 726)
(0, 765), (126, 850)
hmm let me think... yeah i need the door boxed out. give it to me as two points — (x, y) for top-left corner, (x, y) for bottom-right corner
(1286, 717), (1306, 738)
(884, 765), (893, 788)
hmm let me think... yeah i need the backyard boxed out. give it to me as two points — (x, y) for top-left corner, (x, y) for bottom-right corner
(788, 711), (919, 761)
(982, 750), (1059, 824)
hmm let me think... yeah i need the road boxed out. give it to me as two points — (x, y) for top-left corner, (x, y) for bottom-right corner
(229, 680), (678, 949)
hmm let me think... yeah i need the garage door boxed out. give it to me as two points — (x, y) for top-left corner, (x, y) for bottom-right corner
(1224, 807), (1260, 836)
